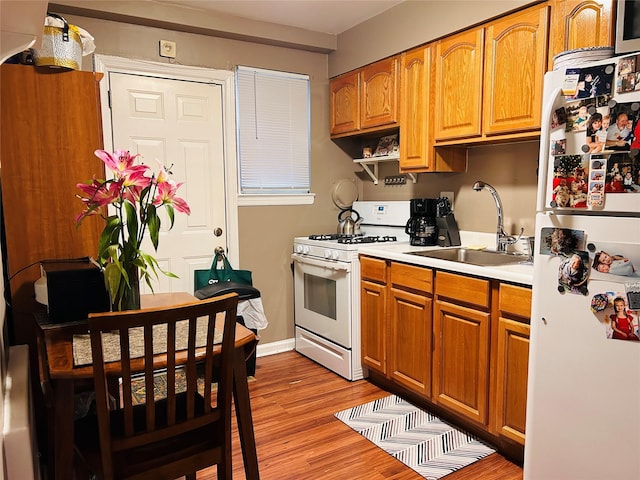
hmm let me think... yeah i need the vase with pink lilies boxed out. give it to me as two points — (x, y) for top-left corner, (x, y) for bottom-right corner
(76, 149), (191, 311)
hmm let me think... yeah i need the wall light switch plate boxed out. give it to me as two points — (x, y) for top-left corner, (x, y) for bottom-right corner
(440, 191), (454, 210)
(159, 40), (176, 58)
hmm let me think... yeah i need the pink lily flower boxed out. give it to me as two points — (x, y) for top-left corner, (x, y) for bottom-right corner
(76, 178), (121, 207)
(94, 149), (146, 178)
(153, 180), (191, 215)
(154, 161), (171, 185)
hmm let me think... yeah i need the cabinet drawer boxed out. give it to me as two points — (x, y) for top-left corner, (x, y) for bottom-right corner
(499, 284), (532, 319)
(390, 262), (433, 294)
(360, 256), (387, 283)
(435, 271), (490, 309)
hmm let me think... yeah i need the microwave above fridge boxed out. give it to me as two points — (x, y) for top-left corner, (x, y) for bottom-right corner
(616, 0), (640, 55)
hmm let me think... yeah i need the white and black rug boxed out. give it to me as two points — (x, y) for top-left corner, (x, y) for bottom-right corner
(334, 394), (495, 480)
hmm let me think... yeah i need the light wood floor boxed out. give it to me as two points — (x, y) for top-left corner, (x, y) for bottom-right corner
(198, 350), (523, 480)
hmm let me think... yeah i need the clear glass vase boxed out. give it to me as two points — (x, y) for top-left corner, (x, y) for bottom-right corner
(111, 265), (141, 311)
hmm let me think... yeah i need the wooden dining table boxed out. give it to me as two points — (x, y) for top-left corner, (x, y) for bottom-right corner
(35, 292), (260, 480)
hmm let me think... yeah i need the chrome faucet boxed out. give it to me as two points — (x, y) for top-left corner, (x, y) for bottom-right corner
(472, 181), (522, 252)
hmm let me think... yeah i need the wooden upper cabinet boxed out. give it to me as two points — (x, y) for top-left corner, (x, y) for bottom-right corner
(330, 70), (360, 135)
(434, 3), (548, 143)
(400, 46), (430, 170)
(434, 28), (484, 141)
(360, 56), (398, 129)
(330, 56), (399, 137)
(483, 3), (549, 136)
(548, 0), (614, 69)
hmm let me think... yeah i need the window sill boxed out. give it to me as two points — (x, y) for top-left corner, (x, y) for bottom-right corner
(237, 193), (316, 206)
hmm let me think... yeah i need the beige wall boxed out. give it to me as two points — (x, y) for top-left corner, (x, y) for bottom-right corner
(357, 142), (540, 237)
(53, 1), (541, 347)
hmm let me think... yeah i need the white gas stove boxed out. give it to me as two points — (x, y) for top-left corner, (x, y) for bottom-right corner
(291, 201), (410, 380)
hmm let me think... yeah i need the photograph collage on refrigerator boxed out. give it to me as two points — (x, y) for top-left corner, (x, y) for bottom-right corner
(550, 60), (640, 210)
(539, 226), (640, 342)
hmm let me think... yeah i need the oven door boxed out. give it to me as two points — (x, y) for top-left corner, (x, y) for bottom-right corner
(291, 253), (352, 349)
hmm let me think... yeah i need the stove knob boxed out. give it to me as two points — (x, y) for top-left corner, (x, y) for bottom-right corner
(331, 250), (340, 260)
(324, 249), (332, 259)
(302, 245), (310, 255)
(295, 245), (304, 254)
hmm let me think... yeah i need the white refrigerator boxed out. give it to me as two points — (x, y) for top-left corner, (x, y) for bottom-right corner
(524, 54), (640, 479)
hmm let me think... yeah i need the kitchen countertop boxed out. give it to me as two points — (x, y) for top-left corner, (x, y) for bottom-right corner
(357, 232), (534, 286)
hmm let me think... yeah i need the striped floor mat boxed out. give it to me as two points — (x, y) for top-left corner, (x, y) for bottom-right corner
(334, 394), (495, 480)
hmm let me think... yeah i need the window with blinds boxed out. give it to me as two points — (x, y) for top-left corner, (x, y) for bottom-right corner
(235, 66), (311, 203)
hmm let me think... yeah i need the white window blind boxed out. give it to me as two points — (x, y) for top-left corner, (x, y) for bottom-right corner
(236, 66), (310, 196)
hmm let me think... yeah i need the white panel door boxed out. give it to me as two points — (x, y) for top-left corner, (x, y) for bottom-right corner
(108, 72), (227, 294)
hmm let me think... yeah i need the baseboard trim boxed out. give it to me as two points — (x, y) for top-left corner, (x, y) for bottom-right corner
(256, 338), (295, 357)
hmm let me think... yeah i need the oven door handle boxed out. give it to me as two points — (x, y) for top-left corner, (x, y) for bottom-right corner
(291, 253), (351, 272)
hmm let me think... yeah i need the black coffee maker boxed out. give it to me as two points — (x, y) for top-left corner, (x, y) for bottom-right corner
(405, 198), (438, 246)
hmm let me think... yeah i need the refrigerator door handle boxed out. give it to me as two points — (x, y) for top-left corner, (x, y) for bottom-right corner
(536, 84), (564, 212)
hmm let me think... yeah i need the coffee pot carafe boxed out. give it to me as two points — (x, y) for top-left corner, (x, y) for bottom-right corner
(405, 198), (438, 246)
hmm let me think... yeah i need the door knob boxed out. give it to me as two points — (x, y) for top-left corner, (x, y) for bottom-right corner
(215, 246), (225, 255)
(214, 227), (223, 237)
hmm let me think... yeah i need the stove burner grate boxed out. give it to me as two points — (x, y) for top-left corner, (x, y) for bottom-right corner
(338, 235), (397, 244)
(308, 233), (362, 241)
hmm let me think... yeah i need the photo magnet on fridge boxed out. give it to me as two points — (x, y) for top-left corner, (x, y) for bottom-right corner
(551, 155), (589, 208)
(565, 95), (610, 132)
(557, 250), (590, 296)
(540, 227), (585, 256)
(587, 241), (640, 280)
(626, 282), (640, 310)
(616, 54), (640, 94)
(591, 291), (639, 341)
(573, 64), (615, 99)
(598, 152), (640, 193)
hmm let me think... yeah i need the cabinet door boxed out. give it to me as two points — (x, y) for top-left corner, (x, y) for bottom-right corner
(330, 70), (360, 135)
(361, 279), (387, 374)
(433, 299), (491, 425)
(0, 65), (104, 336)
(494, 317), (530, 445)
(434, 28), (484, 141)
(483, 4), (549, 136)
(549, 0), (614, 68)
(389, 286), (432, 397)
(399, 46), (430, 170)
(360, 57), (398, 130)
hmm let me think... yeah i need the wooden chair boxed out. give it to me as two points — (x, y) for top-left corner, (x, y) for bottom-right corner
(74, 293), (239, 480)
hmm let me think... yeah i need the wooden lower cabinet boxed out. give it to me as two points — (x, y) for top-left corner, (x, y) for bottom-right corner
(492, 283), (531, 446)
(360, 255), (532, 458)
(360, 256), (388, 374)
(433, 272), (492, 425)
(389, 262), (433, 397)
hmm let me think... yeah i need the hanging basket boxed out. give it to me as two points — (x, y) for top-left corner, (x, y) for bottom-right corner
(32, 13), (83, 70)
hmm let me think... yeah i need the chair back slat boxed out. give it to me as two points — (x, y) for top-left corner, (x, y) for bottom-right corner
(166, 319), (177, 425)
(143, 323), (156, 430)
(118, 329), (134, 436)
(86, 293), (238, 479)
(187, 317), (197, 419)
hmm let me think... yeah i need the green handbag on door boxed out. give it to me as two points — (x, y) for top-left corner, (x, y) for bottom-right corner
(194, 252), (253, 291)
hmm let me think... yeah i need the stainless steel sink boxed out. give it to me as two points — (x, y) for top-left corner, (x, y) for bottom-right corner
(406, 248), (529, 267)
